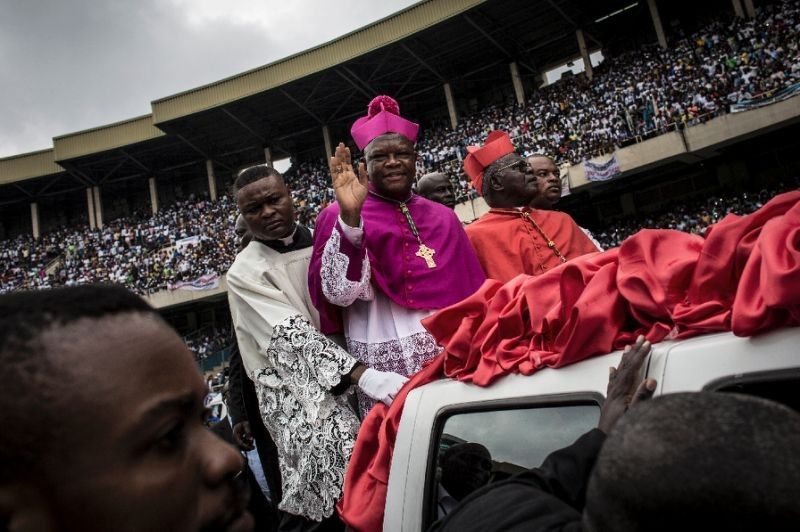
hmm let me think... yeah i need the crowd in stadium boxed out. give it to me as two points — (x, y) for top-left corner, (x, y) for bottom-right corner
(0, 196), (238, 294)
(184, 325), (232, 362)
(418, 0), (800, 192)
(591, 185), (795, 249)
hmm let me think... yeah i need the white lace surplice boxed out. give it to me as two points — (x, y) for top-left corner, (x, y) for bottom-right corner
(321, 220), (443, 415)
(227, 242), (360, 521)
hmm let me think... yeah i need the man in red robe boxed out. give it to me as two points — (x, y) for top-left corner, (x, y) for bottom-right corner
(463, 131), (600, 281)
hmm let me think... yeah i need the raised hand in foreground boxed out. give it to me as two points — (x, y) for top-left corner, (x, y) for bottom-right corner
(598, 335), (657, 434)
(330, 142), (369, 227)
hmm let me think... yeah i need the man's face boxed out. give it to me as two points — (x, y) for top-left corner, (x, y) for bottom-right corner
(236, 176), (295, 241)
(418, 173), (456, 209)
(234, 216), (252, 253)
(32, 314), (252, 532)
(365, 134), (417, 200)
(527, 156), (561, 207)
(491, 154), (538, 205)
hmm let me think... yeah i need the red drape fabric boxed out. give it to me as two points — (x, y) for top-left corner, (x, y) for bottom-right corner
(337, 191), (800, 531)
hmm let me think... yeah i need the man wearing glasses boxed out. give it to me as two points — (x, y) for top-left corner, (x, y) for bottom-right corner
(463, 130), (599, 282)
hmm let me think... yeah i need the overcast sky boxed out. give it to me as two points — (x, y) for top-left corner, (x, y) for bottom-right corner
(0, 0), (419, 158)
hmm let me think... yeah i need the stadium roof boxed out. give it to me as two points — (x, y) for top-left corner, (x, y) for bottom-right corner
(1, 0), (650, 193)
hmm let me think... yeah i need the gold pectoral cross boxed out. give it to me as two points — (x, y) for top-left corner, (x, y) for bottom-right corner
(416, 244), (437, 268)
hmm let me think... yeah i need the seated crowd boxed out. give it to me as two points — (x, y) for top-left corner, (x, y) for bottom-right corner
(184, 324), (232, 363)
(0, 196), (239, 295)
(417, 0), (800, 195)
(592, 184), (796, 248)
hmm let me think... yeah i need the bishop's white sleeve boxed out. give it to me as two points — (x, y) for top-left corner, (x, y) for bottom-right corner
(319, 216), (374, 307)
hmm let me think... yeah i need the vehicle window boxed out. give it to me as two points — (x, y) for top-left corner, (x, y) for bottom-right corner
(426, 401), (599, 527)
(709, 372), (800, 412)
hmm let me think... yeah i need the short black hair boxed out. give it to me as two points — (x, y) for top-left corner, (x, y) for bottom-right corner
(585, 392), (800, 531)
(526, 153), (555, 164)
(232, 164), (284, 196)
(0, 285), (159, 483)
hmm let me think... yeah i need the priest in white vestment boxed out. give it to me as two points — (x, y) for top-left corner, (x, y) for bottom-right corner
(227, 165), (408, 528)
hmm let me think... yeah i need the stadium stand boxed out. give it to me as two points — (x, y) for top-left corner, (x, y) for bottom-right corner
(1, 196), (238, 294)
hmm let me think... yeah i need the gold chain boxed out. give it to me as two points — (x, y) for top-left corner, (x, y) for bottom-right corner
(369, 191), (437, 268)
(491, 208), (567, 264)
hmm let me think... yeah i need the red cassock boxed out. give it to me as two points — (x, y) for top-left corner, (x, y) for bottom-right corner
(337, 191), (800, 531)
(465, 208), (601, 282)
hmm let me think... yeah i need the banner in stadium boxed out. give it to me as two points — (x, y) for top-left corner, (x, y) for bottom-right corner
(175, 235), (201, 249)
(731, 82), (800, 113)
(584, 153), (621, 182)
(168, 273), (220, 291)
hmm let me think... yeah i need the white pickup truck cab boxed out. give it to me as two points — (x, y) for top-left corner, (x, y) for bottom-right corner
(383, 327), (800, 531)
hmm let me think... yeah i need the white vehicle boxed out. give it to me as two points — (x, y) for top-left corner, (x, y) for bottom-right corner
(383, 327), (800, 531)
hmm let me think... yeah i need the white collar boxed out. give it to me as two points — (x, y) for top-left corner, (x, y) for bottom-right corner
(277, 224), (298, 245)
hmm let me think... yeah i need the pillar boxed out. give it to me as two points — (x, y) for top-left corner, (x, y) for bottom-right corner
(30, 202), (40, 239)
(92, 186), (104, 228)
(264, 147), (273, 167)
(322, 125), (333, 159)
(86, 187), (96, 229)
(647, 0), (668, 49)
(743, 0), (755, 18)
(148, 177), (158, 215)
(731, 0), (745, 17)
(509, 62), (525, 105)
(206, 159), (218, 201)
(444, 82), (458, 130)
(576, 30), (593, 80)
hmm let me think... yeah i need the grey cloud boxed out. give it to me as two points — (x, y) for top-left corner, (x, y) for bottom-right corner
(0, 0), (416, 157)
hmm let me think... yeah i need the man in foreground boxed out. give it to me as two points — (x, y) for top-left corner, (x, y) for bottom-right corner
(431, 336), (800, 531)
(0, 285), (253, 532)
(463, 131), (599, 281)
(228, 213), (282, 504)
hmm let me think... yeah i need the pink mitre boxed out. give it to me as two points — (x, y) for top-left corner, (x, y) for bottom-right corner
(350, 95), (420, 151)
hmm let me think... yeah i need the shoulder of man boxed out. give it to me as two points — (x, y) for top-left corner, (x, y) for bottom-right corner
(226, 243), (271, 287)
